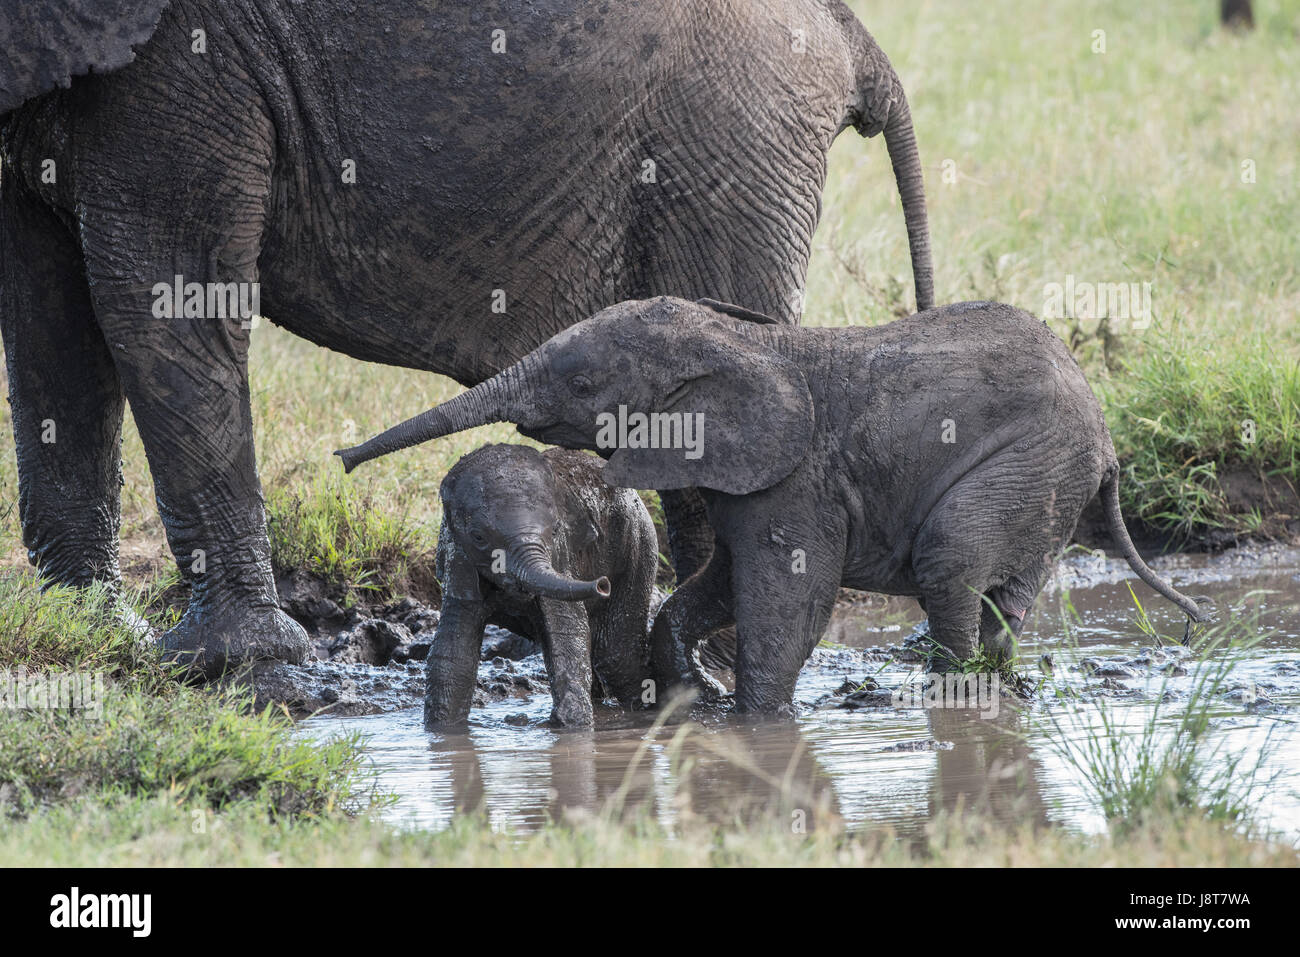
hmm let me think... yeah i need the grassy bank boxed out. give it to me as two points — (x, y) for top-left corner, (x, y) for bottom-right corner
(2, 796), (1295, 867)
(0, 577), (375, 821)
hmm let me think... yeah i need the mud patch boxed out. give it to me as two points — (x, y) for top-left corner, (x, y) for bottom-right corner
(297, 544), (1300, 837)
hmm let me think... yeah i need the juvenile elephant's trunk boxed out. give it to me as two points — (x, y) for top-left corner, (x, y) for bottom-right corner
(882, 93), (933, 313)
(335, 354), (542, 472)
(509, 542), (611, 602)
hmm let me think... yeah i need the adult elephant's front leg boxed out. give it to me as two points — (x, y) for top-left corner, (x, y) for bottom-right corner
(69, 51), (305, 677)
(0, 178), (125, 595)
(87, 277), (308, 678)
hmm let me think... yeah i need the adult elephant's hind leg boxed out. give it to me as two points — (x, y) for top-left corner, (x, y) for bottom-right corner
(0, 179), (125, 591)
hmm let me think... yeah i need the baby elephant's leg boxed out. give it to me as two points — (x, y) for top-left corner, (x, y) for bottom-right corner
(591, 555), (657, 708)
(425, 596), (489, 729)
(539, 599), (596, 729)
(979, 562), (1053, 662)
(649, 544), (734, 704)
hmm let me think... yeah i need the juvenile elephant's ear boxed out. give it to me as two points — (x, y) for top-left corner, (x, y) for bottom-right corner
(604, 324), (814, 495)
(436, 533), (484, 602)
(0, 0), (171, 113)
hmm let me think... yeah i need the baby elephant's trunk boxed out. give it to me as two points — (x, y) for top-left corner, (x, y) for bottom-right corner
(1101, 470), (1213, 628)
(510, 542), (610, 602)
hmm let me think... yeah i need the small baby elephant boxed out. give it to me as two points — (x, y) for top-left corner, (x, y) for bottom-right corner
(418, 444), (657, 729)
(337, 298), (1210, 718)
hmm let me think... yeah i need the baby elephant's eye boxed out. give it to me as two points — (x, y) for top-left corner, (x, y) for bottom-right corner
(470, 530), (488, 546)
(568, 374), (595, 398)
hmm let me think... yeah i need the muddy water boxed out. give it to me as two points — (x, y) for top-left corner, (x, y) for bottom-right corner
(299, 546), (1300, 837)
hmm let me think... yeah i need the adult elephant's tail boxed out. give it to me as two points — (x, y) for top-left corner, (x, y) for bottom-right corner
(881, 93), (933, 313)
(846, 21), (934, 313)
(0, 0), (170, 114)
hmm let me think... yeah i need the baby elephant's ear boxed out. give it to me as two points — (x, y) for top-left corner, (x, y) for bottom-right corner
(604, 329), (814, 495)
(436, 525), (483, 601)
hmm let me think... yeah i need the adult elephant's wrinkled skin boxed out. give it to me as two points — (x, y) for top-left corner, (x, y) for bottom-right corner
(0, 1), (932, 677)
(338, 297), (1212, 717)
(427, 445), (658, 730)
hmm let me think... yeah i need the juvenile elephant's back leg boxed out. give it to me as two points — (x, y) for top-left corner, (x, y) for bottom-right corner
(912, 456), (1091, 664)
(0, 177), (125, 593)
(649, 542), (736, 705)
(590, 512), (658, 707)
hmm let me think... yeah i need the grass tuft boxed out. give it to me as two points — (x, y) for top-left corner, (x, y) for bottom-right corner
(266, 475), (438, 604)
(1038, 590), (1282, 836)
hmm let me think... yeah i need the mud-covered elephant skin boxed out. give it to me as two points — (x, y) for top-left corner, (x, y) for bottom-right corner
(0, 0), (932, 678)
(427, 445), (657, 729)
(338, 297), (1211, 717)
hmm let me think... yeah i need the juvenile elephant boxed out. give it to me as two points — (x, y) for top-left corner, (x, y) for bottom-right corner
(337, 297), (1212, 717)
(1, 0), (932, 677)
(427, 445), (657, 729)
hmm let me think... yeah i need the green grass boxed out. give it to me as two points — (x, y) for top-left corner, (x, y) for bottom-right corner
(0, 685), (374, 818)
(1038, 588), (1283, 837)
(265, 475), (438, 604)
(0, 575), (376, 821)
(1102, 327), (1300, 533)
(0, 785), (1294, 867)
(0, 576), (165, 687)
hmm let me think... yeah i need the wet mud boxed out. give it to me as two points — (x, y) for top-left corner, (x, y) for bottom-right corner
(287, 544), (1300, 836)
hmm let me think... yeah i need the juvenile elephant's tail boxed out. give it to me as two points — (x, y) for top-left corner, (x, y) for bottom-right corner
(1100, 469), (1213, 624)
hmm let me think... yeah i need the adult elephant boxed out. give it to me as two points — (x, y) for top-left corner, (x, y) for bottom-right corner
(0, 0), (932, 677)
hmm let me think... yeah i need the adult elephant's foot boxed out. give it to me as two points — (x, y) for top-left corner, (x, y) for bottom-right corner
(161, 601), (309, 681)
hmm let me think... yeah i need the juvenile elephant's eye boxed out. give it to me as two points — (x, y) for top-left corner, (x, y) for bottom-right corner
(568, 374), (595, 398)
(470, 530), (487, 546)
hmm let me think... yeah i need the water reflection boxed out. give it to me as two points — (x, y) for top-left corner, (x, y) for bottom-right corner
(301, 549), (1300, 837)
